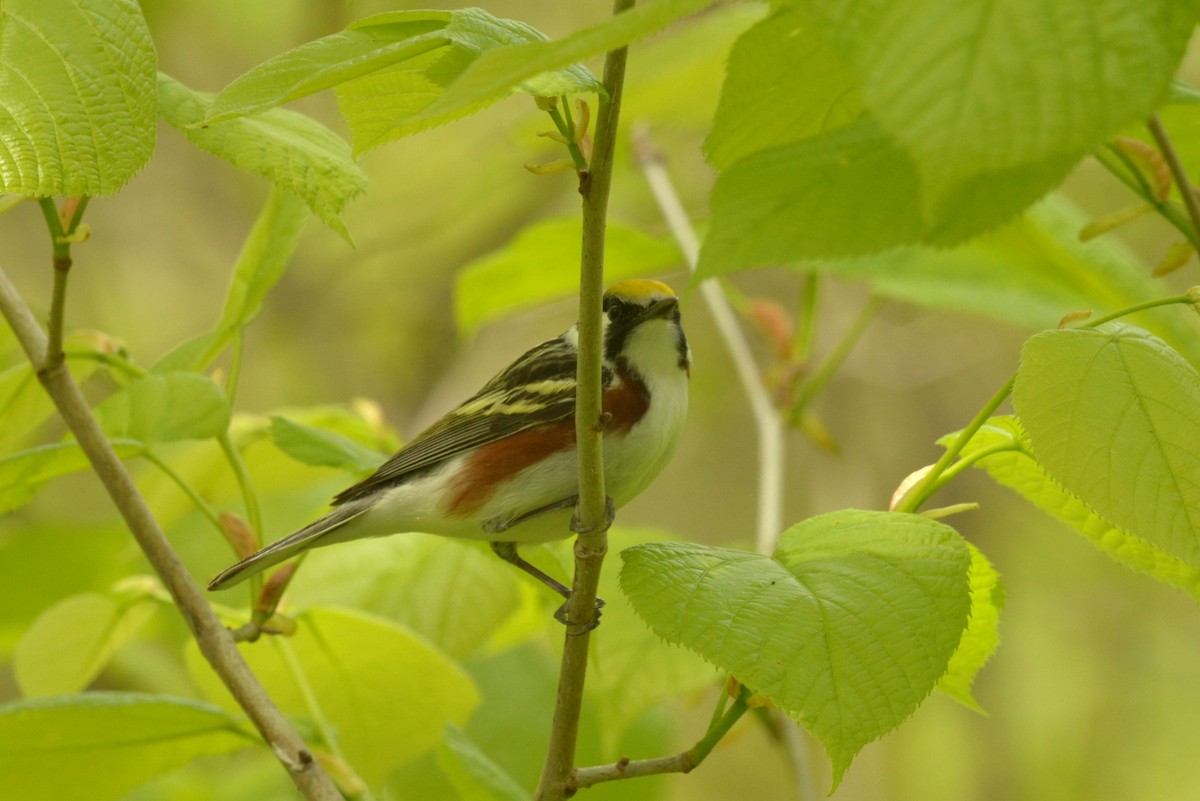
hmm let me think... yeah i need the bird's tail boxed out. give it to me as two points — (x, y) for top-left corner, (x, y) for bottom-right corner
(206, 501), (370, 591)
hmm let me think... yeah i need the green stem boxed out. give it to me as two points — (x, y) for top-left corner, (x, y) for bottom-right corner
(897, 291), (1198, 513)
(793, 273), (819, 364)
(571, 688), (750, 790)
(895, 375), (1016, 514)
(37, 199), (73, 367)
(789, 295), (882, 421)
(1094, 146), (1200, 250)
(547, 103), (588, 172)
(218, 431), (265, 602)
(1082, 292), (1198, 328)
(142, 448), (225, 534)
(225, 330), (246, 402)
(1146, 114), (1200, 244)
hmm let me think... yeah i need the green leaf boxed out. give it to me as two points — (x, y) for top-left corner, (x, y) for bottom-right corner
(437, 724), (529, 801)
(936, 544), (1004, 711)
(949, 416), (1200, 601)
(206, 12), (453, 121)
(0, 332), (108, 452)
(414, 0), (719, 125)
(186, 605), (479, 787)
(288, 536), (523, 661)
(207, 9), (600, 151)
(269, 416), (385, 472)
(700, 118), (925, 268)
(821, 0), (1198, 206)
(153, 188), (309, 373)
(1015, 325), (1200, 565)
(789, 194), (1193, 334)
(620, 510), (972, 787)
(454, 217), (681, 334)
(95, 373), (230, 443)
(705, 6), (862, 170)
(158, 73), (366, 240)
(337, 11), (600, 152)
(0, 0), (157, 196)
(0, 693), (253, 801)
(14, 592), (156, 696)
(0, 440), (143, 514)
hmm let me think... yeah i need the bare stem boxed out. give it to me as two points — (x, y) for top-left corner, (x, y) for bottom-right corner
(0, 264), (341, 800)
(533, 3), (635, 799)
(571, 689), (749, 790)
(789, 295), (882, 420)
(1146, 114), (1200, 243)
(631, 125), (784, 553)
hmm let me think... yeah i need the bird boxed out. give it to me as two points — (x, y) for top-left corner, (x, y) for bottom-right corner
(207, 278), (691, 623)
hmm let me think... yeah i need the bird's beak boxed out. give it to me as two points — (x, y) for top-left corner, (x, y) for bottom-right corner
(639, 296), (679, 322)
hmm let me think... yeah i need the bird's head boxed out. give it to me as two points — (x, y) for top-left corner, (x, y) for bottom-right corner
(602, 279), (691, 377)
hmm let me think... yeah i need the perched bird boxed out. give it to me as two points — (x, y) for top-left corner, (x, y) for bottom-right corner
(207, 279), (691, 616)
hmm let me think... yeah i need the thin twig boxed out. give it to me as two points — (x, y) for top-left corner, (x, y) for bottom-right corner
(1147, 114), (1200, 242)
(570, 688), (749, 790)
(533, 3), (635, 799)
(0, 265), (342, 800)
(630, 125), (784, 553)
(1094, 145), (1200, 250)
(789, 295), (882, 421)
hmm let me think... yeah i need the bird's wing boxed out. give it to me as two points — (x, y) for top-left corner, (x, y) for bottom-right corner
(333, 334), (603, 505)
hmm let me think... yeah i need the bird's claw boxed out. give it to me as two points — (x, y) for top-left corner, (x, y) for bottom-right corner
(571, 496), (615, 535)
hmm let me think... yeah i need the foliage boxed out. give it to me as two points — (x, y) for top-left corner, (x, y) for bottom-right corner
(2, 0), (1200, 800)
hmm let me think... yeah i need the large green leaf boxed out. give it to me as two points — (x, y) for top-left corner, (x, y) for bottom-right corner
(95, 373), (230, 443)
(620, 510), (972, 786)
(1015, 325), (1200, 565)
(454, 217), (681, 335)
(206, 8), (600, 151)
(700, 0), (1200, 267)
(153, 188), (309, 373)
(158, 73), (365, 240)
(833, 0), (1196, 203)
(787, 195), (1199, 341)
(287, 536), (523, 661)
(186, 605), (479, 787)
(414, 0), (719, 126)
(0, 693), (254, 801)
(14, 591), (157, 696)
(0, 0), (157, 196)
(336, 11), (599, 152)
(700, 118), (926, 268)
(949, 416), (1200, 600)
(704, 6), (861, 170)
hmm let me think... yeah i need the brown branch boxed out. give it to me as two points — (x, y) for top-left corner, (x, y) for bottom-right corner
(533, 2), (636, 799)
(0, 264), (343, 801)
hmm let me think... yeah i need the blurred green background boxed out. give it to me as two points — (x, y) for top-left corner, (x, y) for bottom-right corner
(3, 2), (1200, 800)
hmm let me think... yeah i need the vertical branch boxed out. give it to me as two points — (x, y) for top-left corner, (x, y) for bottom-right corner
(534, 2), (635, 799)
(631, 128), (785, 553)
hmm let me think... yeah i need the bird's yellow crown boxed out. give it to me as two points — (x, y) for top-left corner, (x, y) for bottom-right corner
(605, 278), (676, 301)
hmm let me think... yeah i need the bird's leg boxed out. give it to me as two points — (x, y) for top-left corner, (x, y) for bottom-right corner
(487, 494), (613, 632)
(489, 540), (572, 599)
